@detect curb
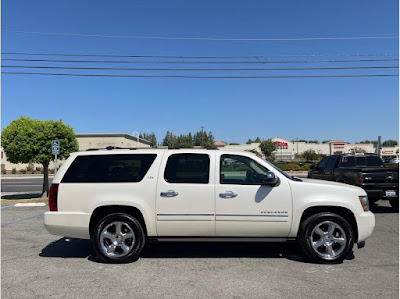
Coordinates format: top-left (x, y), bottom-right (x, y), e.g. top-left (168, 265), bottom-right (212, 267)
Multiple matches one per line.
top-left (14, 203), bottom-right (46, 207)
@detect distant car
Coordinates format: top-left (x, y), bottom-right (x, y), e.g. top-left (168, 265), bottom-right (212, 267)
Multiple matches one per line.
top-left (389, 157), bottom-right (399, 164)
top-left (308, 153), bottom-right (399, 209)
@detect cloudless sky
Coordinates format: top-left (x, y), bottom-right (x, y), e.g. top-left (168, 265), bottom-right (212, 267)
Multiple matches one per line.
top-left (1, 0), bottom-right (399, 143)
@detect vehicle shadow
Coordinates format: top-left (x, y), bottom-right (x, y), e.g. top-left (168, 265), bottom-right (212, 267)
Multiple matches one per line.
top-left (1, 193), bottom-right (42, 200)
top-left (370, 200), bottom-right (399, 214)
top-left (39, 238), bottom-right (353, 264)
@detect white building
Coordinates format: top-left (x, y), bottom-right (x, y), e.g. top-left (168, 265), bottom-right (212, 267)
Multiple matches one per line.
top-left (222, 137), bottom-right (399, 161)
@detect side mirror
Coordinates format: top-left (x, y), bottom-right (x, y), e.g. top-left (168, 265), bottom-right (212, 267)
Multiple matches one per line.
top-left (264, 171), bottom-right (279, 186)
top-left (309, 164), bottom-right (315, 170)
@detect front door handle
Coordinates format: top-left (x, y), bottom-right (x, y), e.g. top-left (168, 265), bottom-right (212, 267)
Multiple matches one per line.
top-left (160, 190), bottom-right (179, 197)
top-left (219, 191), bottom-right (237, 198)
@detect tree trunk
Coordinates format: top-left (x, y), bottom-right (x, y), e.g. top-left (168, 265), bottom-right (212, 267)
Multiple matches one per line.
top-left (41, 163), bottom-right (49, 198)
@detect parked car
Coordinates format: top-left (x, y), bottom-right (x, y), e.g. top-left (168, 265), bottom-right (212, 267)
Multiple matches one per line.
top-left (389, 157), bottom-right (399, 164)
top-left (45, 148), bottom-right (375, 264)
top-left (308, 153), bottom-right (399, 209)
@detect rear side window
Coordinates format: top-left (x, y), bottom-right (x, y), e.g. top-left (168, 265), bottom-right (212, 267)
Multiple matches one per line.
top-left (366, 156), bottom-right (383, 167)
top-left (62, 154), bottom-right (157, 183)
top-left (164, 154), bottom-right (210, 184)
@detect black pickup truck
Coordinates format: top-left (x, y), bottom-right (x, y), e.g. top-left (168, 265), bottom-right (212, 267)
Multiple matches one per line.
top-left (308, 153), bottom-right (399, 209)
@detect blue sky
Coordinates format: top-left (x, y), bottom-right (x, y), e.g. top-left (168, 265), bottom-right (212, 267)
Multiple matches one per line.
top-left (2, 0), bottom-right (399, 144)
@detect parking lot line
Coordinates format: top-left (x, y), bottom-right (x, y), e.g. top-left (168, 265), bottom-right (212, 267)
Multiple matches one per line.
top-left (1, 213), bottom-right (44, 228)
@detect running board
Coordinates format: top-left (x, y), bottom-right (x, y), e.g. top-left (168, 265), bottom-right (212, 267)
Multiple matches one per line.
top-left (149, 237), bottom-right (295, 243)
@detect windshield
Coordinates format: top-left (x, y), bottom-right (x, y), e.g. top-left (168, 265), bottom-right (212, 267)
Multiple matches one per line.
top-left (264, 160), bottom-right (302, 181)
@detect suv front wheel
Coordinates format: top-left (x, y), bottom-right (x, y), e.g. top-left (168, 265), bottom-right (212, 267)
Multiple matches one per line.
top-left (298, 212), bottom-right (354, 264)
top-left (92, 213), bottom-right (145, 263)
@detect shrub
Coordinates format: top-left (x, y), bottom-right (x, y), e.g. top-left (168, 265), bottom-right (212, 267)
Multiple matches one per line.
top-left (385, 163), bottom-right (399, 168)
top-left (2, 169), bottom-right (6, 174)
top-left (26, 166), bottom-right (33, 172)
top-left (36, 166), bottom-right (43, 172)
top-left (20, 169), bottom-right (27, 174)
top-left (49, 168), bottom-right (55, 174)
top-left (11, 168), bottom-right (16, 174)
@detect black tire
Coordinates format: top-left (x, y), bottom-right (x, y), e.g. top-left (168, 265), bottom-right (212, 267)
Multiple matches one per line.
top-left (298, 212), bottom-right (354, 264)
top-left (389, 198), bottom-right (399, 211)
top-left (92, 213), bottom-right (145, 263)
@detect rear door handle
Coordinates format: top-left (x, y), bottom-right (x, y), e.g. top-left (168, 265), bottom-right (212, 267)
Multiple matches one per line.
top-left (219, 191), bottom-right (237, 198)
top-left (160, 190), bottom-right (179, 197)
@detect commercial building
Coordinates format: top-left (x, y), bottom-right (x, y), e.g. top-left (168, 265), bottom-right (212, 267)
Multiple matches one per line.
top-left (221, 137), bottom-right (399, 161)
top-left (1, 133), bottom-right (151, 172)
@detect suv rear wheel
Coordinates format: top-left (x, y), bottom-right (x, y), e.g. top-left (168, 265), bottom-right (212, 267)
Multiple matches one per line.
top-left (298, 212), bottom-right (354, 264)
top-left (92, 213), bottom-right (145, 263)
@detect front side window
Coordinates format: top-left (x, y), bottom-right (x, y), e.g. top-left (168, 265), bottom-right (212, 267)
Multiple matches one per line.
top-left (62, 154), bottom-right (157, 183)
top-left (220, 155), bottom-right (269, 185)
top-left (164, 154), bottom-right (210, 184)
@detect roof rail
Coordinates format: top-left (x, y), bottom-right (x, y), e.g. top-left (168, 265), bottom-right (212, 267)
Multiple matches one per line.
top-left (85, 146), bottom-right (219, 151)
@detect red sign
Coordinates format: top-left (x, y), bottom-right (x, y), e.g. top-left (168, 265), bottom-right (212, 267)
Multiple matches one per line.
top-left (275, 141), bottom-right (288, 147)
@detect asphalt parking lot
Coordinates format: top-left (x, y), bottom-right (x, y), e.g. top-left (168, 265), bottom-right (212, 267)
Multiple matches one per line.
top-left (1, 201), bottom-right (398, 299)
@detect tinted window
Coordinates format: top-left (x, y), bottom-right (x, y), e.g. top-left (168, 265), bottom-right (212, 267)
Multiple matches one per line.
top-left (325, 156), bottom-right (338, 172)
top-left (220, 155), bottom-right (269, 185)
top-left (339, 156), bottom-right (355, 167)
top-left (317, 156), bottom-right (330, 170)
top-left (366, 156), bottom-right (384, 167)
top-left (355, 156), bottom-right (367, 166)
top-left (164, 154), bottom-right (210, 184)
top-left (62, 154), bottom-right (156, 183)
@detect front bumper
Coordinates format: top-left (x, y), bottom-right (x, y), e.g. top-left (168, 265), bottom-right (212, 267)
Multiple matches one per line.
top-left (357, 211), bottom-right (375, 242)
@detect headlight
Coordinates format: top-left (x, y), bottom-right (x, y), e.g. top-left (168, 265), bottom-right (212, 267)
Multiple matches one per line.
top-left (359, 195), bottom-right (369, 212)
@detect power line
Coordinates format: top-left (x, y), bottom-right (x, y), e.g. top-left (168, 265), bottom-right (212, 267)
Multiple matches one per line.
top-left (2, 58), bottom-right (398, 64)
top-left (3, 71), bottom-right (398, 79)
top-left (2, 65), bottom-right (398, 71)
top-left (1, 52), bottom-right (397, 59)
top-left (2, 30), bottom-right (398, 41)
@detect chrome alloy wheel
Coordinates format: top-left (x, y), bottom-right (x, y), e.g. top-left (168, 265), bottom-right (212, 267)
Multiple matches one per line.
top-left (310, 221), bottom-right (347, 260)
top-left (100, 221), bottom-right (135, 258)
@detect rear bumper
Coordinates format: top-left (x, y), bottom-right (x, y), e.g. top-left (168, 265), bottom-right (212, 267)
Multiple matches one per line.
top-left (357, 211), bottom-right (375, 242)
top-left (44, 212), bottom-right (91, 239)
top-left (361, 184), bottom-right (399, 199)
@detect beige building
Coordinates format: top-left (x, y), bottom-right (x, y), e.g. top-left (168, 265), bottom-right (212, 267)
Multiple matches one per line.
top-left (1, 133), bottom-right (151, 172)
top-left (223, 137), bottom-right (399, 161)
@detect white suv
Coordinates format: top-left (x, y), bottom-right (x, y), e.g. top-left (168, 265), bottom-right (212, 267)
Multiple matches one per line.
top-left (44, 148), bottom-right (375, 264)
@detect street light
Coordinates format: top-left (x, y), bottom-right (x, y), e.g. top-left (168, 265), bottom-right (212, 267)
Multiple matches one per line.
top-left (132, 132), bottom-right (139, 148)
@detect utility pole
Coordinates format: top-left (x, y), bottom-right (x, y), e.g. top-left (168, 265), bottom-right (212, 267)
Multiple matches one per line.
top-left (296, 137), bottom-right (299, 154)
top-left (377, 136), bottom-right (382, 157)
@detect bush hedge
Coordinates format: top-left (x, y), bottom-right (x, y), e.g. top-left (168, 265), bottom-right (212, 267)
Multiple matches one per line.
top-left (273, 162), bottom-right (312, 171)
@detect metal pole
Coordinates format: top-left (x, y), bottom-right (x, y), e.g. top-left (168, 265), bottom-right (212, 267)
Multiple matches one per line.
top-left (54, 154), bottom-right (58, 175)
top-left (377, 136), bottom-right (381, 157)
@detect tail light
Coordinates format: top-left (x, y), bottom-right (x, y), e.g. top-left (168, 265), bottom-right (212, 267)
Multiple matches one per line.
top-left (49, 184), bottom-right (59, 211)
top-left (357, 172), bottom-right (363, 184)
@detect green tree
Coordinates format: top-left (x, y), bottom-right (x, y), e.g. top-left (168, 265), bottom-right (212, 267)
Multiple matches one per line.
top-left (1, 116), bottom-right (79, 196)
top-left (246, 149), bottom-right (263, 157)
top-left (349, 147), bottom-right (367, 154)
top-left (259, 139), bottom-right (277, 160)
top-left (140, 132), bottom-right (157, 147)
top-left (246, 137), bottom-right (261, 144)
top-left (301, 149), bottom-right (319, 162)
top-left (383, 140), bottom-right (398, 147)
